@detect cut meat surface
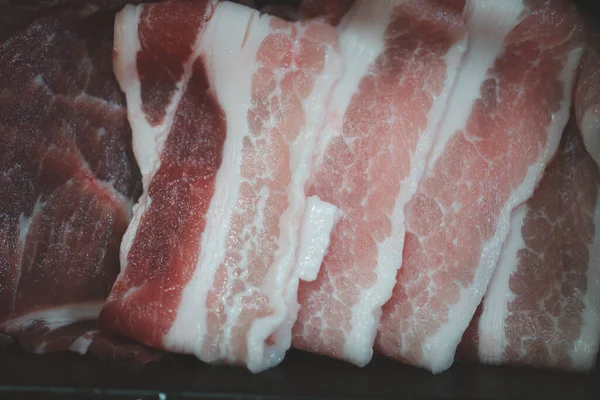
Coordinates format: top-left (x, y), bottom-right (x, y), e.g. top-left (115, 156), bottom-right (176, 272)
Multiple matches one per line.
top-left (100, 0), bottom-right (342, 372)
top-left (8, 320), bottom-right (163, 367)
top-left (292, 0), bottom-right (467, 365)
top-left (0, 5), bottom-right (140, 353)
top-left (575, 30), bottom-right (600, 165)
top-left (376, 0), bottom-right (585, 373)
top-left (470, 117), bottom-right (600, 371)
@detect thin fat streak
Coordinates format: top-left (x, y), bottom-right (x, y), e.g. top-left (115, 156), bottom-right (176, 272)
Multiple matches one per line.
top-left (477, 205), bottom-right (526, 363)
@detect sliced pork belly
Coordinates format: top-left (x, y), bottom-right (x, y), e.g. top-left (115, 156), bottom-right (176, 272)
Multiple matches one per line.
top-left (575, 31), bottom-right (600, 165)
top-left (100, 0), bottom-right (342, 372)
top-left (468, 117), bottom-right (600, 372)
top-left (292, 0), bottom-right (467, 366)
top-left (0, 6), bottom-right (140, 353)
top-left (376, 0), bottom-right (585, 373)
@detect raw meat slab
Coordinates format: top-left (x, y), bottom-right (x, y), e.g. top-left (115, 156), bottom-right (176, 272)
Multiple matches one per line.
top-left (100, 0), bottom-right (342, 373)
top-left (0, 5), bottom-right (140, 351)
top-left (292, 0), bottom-right (467, 366)
top-left (473, 117), bottom-right (600, 371)
top-left (376, 0), bottom-right (585, 373)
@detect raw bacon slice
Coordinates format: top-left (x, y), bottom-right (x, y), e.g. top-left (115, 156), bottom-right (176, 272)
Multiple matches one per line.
top-left (376, 0), bottom-right (585, 373)
top-left (100, 0), bottom-right (342, 372)
top-left (575, 31), bottom-right (600, 165)
top-left (470, 117), bottom-right (600, 372)
top-left (292, 0), bottom-right (467, 366)
top-left (0, 6), bottom-right (139, 351)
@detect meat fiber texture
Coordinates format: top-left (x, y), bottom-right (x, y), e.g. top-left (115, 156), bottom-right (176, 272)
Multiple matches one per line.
top-left (100, 0), bottom-right (342, 373)
top-left (467, 116), bottom-right (600, 372)
top-left (376, 0), bottom-right (585, 373)
top-left (0, 5), bottom-right (140, 355)
top-left (292, 0), bottom-right (467, 366)
top-left (575, 30), bottom-right (600, 166)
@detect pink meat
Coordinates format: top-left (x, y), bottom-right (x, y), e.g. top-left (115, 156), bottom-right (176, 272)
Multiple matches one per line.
top-left (100, 0), bottom-right (342, 372)
top-left (469, 117), bottom-right (600, 371)
top-left (0, 5), bottom-right (139, 353)
top-left (575, 30), bottom-right (600, 165)
top-left (376, 0), bottom-right (585, 373)
top-left (292, 0), bottom-right (467, 366)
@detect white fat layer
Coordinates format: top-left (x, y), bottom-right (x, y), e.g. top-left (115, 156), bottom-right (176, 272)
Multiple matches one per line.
top-left (477, 204), bottom-right (526, 364)
top-left (573, 183), bottom-right (600, 371)
top-left (312, 0), bottom-right (392, 168)
top-left (424, 0), bottom-right (519, 173)
top-left (581, 108), bottom-right (600, 166)
top-left (295, 196), bottom-right (342, 282)
top-left (164, 1), bottom-right (254, 364)
top-left (417, 0), bottom-right (524, 373)
top-left (0, 302), bottom-right (103, 332)
top-left (212, 5), bottom-right (286, 372)
top-left (118, 192), bottom-right (150, 274)
top-left (68, 331), bottom-right (98, 355)
top-left (422, 2), bottom-right (584, 373)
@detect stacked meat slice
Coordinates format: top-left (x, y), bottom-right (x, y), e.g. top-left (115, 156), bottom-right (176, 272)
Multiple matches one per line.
top-left (99, 0), bottom-right (595, 373)
top-left (100, 0), bottom-right (342, 372)
top-left (459, 29), bottom-right (600, 372)
top-left (467, 117), bottom-right (600, 371)
top-left (292, 0), bottom-right (467, 366)
top-left (2, 0), bottom-right (599, 375)
top-left (377, 0), bottom-right (585, 372)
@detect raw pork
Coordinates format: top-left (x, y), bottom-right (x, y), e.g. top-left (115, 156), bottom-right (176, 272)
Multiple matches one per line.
top-left (470, 117), bottom-right (600, 371)
top-left (8, 320), bottom-right (162, 367)
top-left (100, 0), bottom-right (341, 372)
top-left (575, 31), bottom-right (600, 165)
top-left (0, 6), bottom-right (140, 353)
top-left (292, 0), bottom-right (467, 366)
top-left (376, 0), bottom-right (585, 373)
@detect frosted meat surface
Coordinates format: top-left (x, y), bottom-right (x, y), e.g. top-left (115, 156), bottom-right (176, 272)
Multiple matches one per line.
top-left (376, 0), bottom-right (585, 373)
top-left (474, 117), bottom-right (600, 371)
top-left (100, 0), bottom-right (342, 373)
top-left (0, 6), bottom-right (139, 355)
top-left (293, 0), bottom-right (467, 366)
